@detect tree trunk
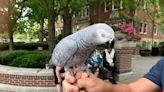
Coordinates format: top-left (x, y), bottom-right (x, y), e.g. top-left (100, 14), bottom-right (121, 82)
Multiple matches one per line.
top-left (8, 19), bottom-right (14, 51)
top-left (62, 8), bottom-right (72, 37)
top-left (8, 26), bottom-right (14, 51)
top-left (39, 17), bottom-right (44, 42)
top-left (47, 1), bottom-right (55, 60)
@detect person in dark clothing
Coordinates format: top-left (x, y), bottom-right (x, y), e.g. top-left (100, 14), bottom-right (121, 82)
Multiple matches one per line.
top-left (53, 66), bottom-right (65, 92)
top-left (103, 40), bottom-right (117, 84)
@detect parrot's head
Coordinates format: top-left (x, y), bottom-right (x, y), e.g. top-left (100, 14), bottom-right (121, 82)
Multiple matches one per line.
top-left (94, 23), bottom-right (115, 45)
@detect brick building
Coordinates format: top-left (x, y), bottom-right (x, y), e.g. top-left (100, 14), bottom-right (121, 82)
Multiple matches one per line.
top-left (73, 0), bottom-right (164, 75)
top-left (74, 0), bottom-right (164, 49)
top-left (136, 1), bottom-right (164, 49)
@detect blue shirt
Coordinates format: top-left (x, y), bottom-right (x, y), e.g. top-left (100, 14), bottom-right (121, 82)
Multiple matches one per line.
top-left (144, 58), bottom-right (164, 91)
top-left (86, 50), bottom-right (103, 73)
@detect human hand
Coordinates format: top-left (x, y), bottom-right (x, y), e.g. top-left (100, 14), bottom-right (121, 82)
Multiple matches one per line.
top-left (63, 71), bottom-right (111, 92)
top-left (76, 73), bottom-right (111, 92)
top-left (62, 72), bottom-right (79, 92)
top-left (62, 71), bottom-right (88, 92)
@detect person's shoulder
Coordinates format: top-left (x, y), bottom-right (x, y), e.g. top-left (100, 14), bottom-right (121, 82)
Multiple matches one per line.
top-left (157, 58), bottom-right (164, 63)
top-left (155, 58), bottom-right (164, 67)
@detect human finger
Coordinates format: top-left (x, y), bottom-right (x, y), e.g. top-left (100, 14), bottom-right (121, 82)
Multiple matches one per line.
top-left (65, 72), bottom-right (76, 83)
top-left (62, 80), bottom-right (79, 92)
top-left (76, 73), bottom-right (96, 89)
top-left (79, 90), bottom-right (86, 92)
top-left (75, 71), bottom-right (83, 80)
top-left (81, 72), bottom-right (89, 79)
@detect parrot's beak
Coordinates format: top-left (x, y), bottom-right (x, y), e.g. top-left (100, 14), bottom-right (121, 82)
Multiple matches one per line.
top-left (109, 40), bottom-right (115, 48)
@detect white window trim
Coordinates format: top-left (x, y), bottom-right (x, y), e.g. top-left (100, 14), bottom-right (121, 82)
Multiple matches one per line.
top-left (120, 0), bottom-right (123, 9)
top-left (143, 22), bottom-right (147, 34)
top-left (143, 0), bottom-right (147, 9)
top-left (154, 25), bottom-right (158, 36)
top-left (78, 6), bottom-right (89, 18)
top-left (140, 22), bottom-right (143, 34)
top-left (140, 22), bottom-right (147, 34)
top-left (104, 1), bottom-right (109, 12)
top-left (112, 0), bottom-right (118, 11)
top-left (112, 0), bottom-right (123, 11)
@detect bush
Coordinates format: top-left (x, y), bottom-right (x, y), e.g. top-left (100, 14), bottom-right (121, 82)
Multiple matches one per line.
top-left (0, 51), bottom-right (9, 64)
top-left (159, 42), bottom-right (164, 56)
top-left (0, 50), bottom-right (48, 68)
top-left (0, 43), bottom-right (9, 50)
top-left (9, 53), bottom-right (47, 68)
top-left (14, 42), bottom-right (48, 50)
top-left (2, 51), bottom-right (34, 65)
top-left (0, 42), bottom-right (48, 51)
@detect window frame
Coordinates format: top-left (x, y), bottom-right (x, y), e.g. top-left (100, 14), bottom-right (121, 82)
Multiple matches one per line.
top-left (140, 22), bottom-right (147, 34)
top-left (104, 1), bottom-right (110, 12)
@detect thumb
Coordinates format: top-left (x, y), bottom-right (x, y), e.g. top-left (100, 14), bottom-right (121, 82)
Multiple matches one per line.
top-left (65, 72), bottom-right (76, 83)
top-left (76, 73), bottom-right (96, 89)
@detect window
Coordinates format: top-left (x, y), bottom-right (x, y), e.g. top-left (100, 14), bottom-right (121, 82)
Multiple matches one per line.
top-left (112, 0), bottom-right (118, 11)
top-left (120, 0), bottom-right (123, 9)
top-left (143, 0), bottom-right (147, 9)
top-left (78, 6), bottom-right (89, 18)
top-left (104, 1), bottom-right (110, 12)
top-left (154, 25), bottom-right (158, 35)
top-left (112, 0), bottom-right (123, 11)
top-left (140, 0), bottom-right (147, 9)
top-left (140, 22), bottom-right (147, 34)
top-left (141, 0), bottom-right (147, 9)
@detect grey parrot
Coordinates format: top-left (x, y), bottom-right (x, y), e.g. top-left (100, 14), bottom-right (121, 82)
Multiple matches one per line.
top-left (49, 23), bottom-right (115, 84)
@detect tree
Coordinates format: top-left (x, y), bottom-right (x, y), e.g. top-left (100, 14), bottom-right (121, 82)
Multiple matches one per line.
top-left (158, 0), bottom-right (164, 33)
top-left (1, 0), bottom-right (27, 51)
top-left (141, 0), bottom-right (162, 47)
top-left (41, 0), bottom-right (56, 59)
top-left (56, 0), bottom-right (88, 37)
top-left (25, 0), bottom-right (47, 42)
top-left (89, 0), bottom-right (105, 23)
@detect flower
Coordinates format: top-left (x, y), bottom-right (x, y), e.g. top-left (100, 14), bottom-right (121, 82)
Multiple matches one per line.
top-left (118, 22), bottom-right (141, 41)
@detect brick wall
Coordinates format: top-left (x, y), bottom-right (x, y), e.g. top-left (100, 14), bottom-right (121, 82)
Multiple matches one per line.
top-left (134, 44), bottom-right (141, 55)
top-left (115, 48), bottom-right (133, 73)
top-left (0, 65), bottom-right (56, 87)
top-left (0, 74), bottom-right (55, 87)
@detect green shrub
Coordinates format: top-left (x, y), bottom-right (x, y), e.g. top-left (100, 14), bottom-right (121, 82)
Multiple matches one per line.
top-left (2, 51), bottom-right (34, 65)
top-left (159, 42), bottom-right (164, 56)
top-left (0, 43), bottom-right (9, 50)
top-left (0, 42), bottom-right (48, 51)
top-left (14, 42), bottom-right (48, 50)
top-left (0, 51), bottom-right (12, 64)
top-left (0, 50), bottom-right (48, 68)
top-left (9, 53), bottom-right (47, 68)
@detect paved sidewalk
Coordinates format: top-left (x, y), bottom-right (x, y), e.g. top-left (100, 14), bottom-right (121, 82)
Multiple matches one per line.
top-left (0, 91), bottom-right (13, 92)
top-left (118, 56), bottom-right (163, 83)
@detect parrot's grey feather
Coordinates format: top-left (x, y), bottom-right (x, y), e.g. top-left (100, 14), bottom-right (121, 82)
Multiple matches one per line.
top-left (50, 38), bottom-right (78, 67)
top-left (49, 23), bottom-right (115, 72)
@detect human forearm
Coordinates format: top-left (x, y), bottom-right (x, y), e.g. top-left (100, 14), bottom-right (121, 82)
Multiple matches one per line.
top-left (111, 84), bottom-right (131, 92)
top-left (99, 82), bottom-right (131, 92)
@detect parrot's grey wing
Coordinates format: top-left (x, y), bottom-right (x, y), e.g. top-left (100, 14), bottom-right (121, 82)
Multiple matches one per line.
top-left (49, 38), bottom-right (78, 67)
